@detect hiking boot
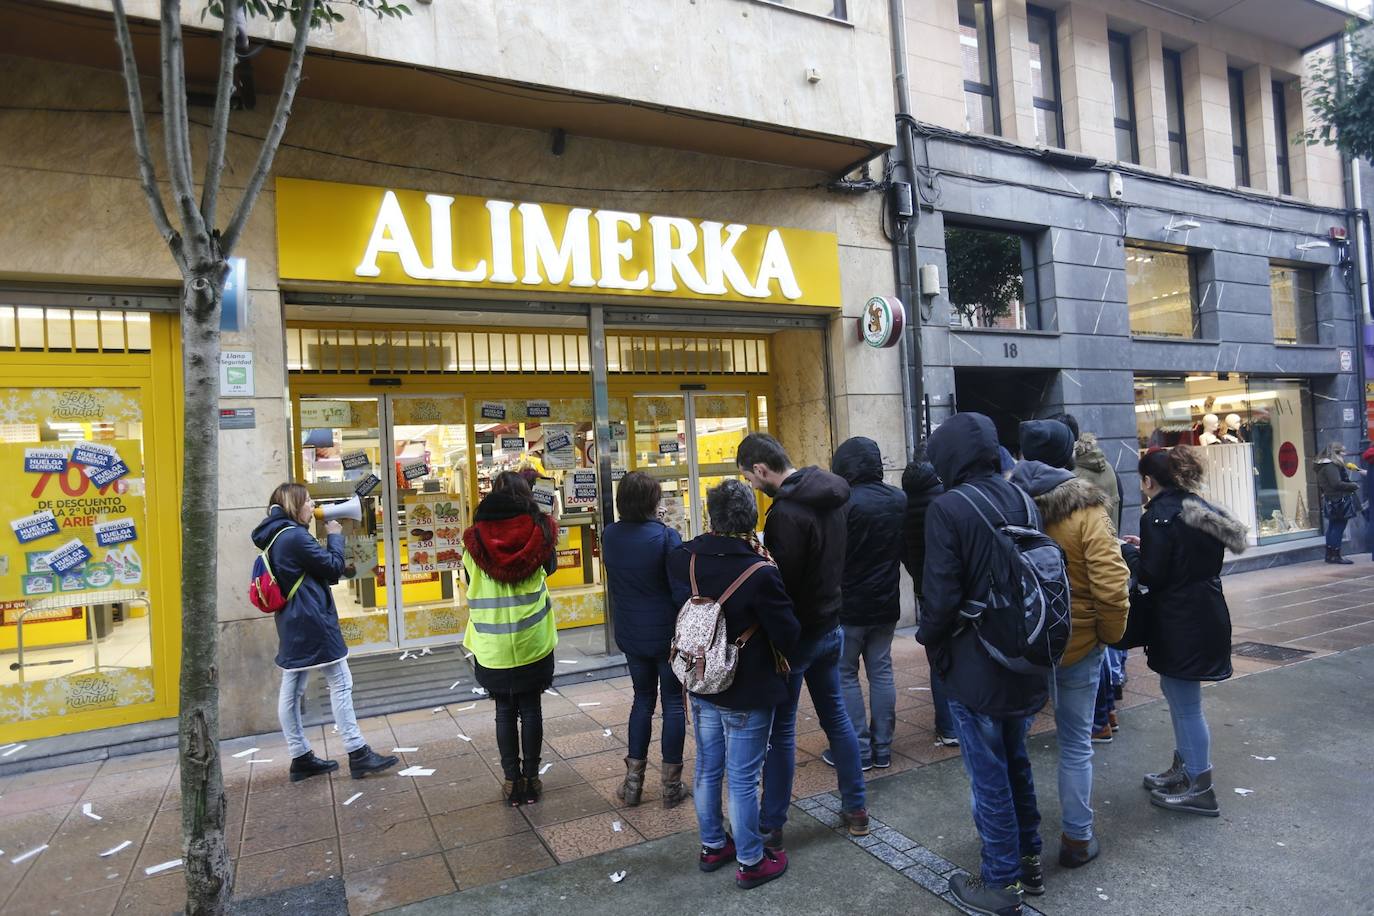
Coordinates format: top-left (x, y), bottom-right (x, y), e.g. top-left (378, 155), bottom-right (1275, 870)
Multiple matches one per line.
top-left (289, 751), bottom-right (338, 782)
top-left (699, 835), bottom-right (736, 872)
top-left (1142, 750), bottom-right (1188, 792)
top-left (661, 762), bottom-right (691, 809)
top-left (736, 848), bottom-right (787, 889)
top-left (820, 748), bottom-right (873, 771)
top-left (762, 827), bottom-right (784, 852)
top-left (1059, 833), bottom-right (1100, 868)
top-left (935, 732), bottom-right (960, 747)
top-left (502, 777), bottom-right (523, 807)
top-left (615, 757), bottom-right (646, 807)
top-left (948, 872), bottom-right (1023, 916)
top-left (1150, 768), bottom-right (1220, 817)
top-left (1091, 725), bottom-right (1113, 744)
top-left (1108, 710), bottom-right (1120, 732)
top-left (522, 776), bottom-right (543, 805)
top-left (840, 808), bottom-right (870, 837)
top-left (1019, 854), bottom-right (1044, 896)
top-left (348, 745), bottom-right (399, 779)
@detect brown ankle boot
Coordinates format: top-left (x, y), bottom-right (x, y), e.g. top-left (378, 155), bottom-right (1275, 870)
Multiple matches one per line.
top-left (661, 762), bottom-right (690, 809)
top-left (502, 777), bottom-right (524, 807)
top-left (615, 757), bottom-right (646, 806)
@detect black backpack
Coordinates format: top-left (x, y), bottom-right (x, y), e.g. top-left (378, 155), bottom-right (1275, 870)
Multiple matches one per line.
top-left (951, 484), bottom-right (1071, 675)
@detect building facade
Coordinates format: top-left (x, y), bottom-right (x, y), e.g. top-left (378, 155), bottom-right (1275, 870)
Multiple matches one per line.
top-left (901, 0), bottom-right (1369, 551)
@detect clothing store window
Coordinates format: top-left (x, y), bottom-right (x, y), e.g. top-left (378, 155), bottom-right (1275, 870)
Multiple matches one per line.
top-left (1134, 375), bottom-right (1317, 544)
top-left (959, 0), bottom-right (999, 135)
top-left (1270, 264), bottom-right (1318, 345)
top-left (945, 225), bottom-right (1042, 330)
top-left (1126, 244), bottom-right (1198, 338)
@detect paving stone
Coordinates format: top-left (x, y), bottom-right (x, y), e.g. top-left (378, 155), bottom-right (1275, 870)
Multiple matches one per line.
top-left (442, 833), bottom-right (555, 889)
top-left (344, 851), bottom-right (456, 916)
top-left (902, 863), bottom-right (949, 894)
top-left (340, 816), bottom-right (441, 874)
top-left (537, 811), bottom-right (643, 863)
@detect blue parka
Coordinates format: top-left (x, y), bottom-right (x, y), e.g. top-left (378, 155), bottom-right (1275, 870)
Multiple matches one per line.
top-left (251, 506), bottom-right (349, 671)
top-left (602, 519), bottom-right (682, 658)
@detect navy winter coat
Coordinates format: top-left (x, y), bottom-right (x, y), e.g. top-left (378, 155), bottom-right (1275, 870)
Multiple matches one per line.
top-left (252, 507), bottom-right (349, 671)
top-left (916, 413), bottom-right (1049, 719)
top-left (900, 460), bottom-right (944, 598)
top-left (668, 535), bottom-right (800, 710)
top-left (764, 466), bottom-right (850, 640)
top-left (602, 520), bottom-right (683, 658)
top-left (832, 437), bottom-right (907, 627)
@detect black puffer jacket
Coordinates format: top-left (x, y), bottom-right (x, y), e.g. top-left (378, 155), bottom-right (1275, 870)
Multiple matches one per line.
top-left (763, 466), bottom-right (851, 640)
top-left (1139, 488), bottom-right (1247, 681)
top-left (901, 460), bottom-right (943, 598)
top-left (832, 437), bottom-right (907, 627)
top-left (916, 413), bottom-right (1048, 719)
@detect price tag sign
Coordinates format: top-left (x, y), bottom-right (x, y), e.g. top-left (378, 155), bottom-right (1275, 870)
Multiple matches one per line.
top-left (23, 448), bottom-right (67, 473)
top-left (341, 450), bottom-right (370, 471)
top-left (354, 473), bottom-right (381, 498)
top-left (93, 518), bottom-right (138, 547)
top-left (45, 538), bottom-right (93, 575)
top-left (11, 511), bottom-right (60, 544)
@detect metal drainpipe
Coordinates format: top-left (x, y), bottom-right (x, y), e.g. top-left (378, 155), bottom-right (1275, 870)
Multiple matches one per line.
top-left (888, 0), bottom-right (924, 458)
top-left (1338, 34), bottom-right (1371, 446)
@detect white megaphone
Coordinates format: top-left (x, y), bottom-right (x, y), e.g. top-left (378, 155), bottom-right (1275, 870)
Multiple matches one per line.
top-left (314, 495), bottom-right (363, 523)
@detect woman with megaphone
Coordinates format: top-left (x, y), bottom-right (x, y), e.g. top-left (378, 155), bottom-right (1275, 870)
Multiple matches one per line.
top-left (252, 483), bottom-right (399, 781)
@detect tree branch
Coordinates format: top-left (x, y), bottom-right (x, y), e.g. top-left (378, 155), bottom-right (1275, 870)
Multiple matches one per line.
top-left (110, 0), bottom-right (179, 252)
top-left (221, 0), bottom-right (317, 254)
top-left (201, 0), bottom-right (239, 229)
top-left (160, 0), bottom-right (205, 241)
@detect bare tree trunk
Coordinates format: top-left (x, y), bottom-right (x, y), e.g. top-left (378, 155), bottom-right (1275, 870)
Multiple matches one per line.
top-left (177, 251), bottom-right (231, 916)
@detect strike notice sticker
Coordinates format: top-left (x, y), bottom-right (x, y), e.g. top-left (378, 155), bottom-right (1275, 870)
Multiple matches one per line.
top-left (93, 518), bottom-right (138, 547)
top-left (10, 511), bottom-right (60, 544)
top-left (479, 401), bottom-right (507, 420)
top-left (341, 450), bottom-right (370, 471)
top-left (70, 441), bottom-right (117, 469)
top-left (354, 473), bottom-right (381, 498)
top-left (402, 461), bottom-right (429, 482)
top-left (85, 461), bottom-right (130, 487)
top-left (45, 538), bottom-right (93, 575)
top-left (23, 448), bottom-right (67, 473)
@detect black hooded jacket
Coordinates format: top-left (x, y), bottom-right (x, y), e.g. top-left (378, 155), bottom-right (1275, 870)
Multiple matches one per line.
top-left (916, 413), bottom-right (1049, 719)
top-left (901, 460), bottom-right (944, 598)
top-left (764, 465), bottom-right (851, 640)
top-left (832, 437), bottom-right (907, 627)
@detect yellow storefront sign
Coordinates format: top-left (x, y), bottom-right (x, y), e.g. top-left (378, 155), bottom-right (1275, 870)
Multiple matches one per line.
top-left (275, 178), bottom-right (842, 307)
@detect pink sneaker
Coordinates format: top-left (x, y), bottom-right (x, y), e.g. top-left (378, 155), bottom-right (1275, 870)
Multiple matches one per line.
top-left (736, 848), bottom-right (788, 889)
top-left (699, 835), bottom-right (736, 872)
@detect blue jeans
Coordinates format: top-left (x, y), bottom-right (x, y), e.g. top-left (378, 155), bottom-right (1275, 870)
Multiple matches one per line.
top-left (1050, 647), bottom-right (1102, 840)
top-left (1106, 648), bottom-right (1127, 686)
top-left (1326, 515), bottom-right (1349, 550)
top-left (1159, 675), bottom-right (1211, 779)
top-left (625, 653), bottom-right (686, 764)
top-left (947, 700), bottom-right (1041, 886)
top-left (839, 622), bottom-right (896, 763)
top-left (930, 670), bottom-right (956, 736)
top-left (691, 698), bottom-right (773, 867)
top-left (760, 626), bottom-right (867, 830)
top-left (279, 660), bottom-right (364, 758)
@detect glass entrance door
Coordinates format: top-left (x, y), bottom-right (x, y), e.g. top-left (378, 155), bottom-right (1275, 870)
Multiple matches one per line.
top-left (628, 392), bottom-right (752, 538)
top-left (296, 394), bottom-right (470, 653)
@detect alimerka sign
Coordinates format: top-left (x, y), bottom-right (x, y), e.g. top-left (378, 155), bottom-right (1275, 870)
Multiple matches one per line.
top-left (274, 178), bottom-right (841, 307)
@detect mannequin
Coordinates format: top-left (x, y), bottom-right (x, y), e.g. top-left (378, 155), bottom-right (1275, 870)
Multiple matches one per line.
top-left (1199, 413), bottom-right (1221, 446)
top-left (1222, 413), bottom-right (1242, 443)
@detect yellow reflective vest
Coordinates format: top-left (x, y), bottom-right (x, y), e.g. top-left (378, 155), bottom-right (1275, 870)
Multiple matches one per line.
top-left (462, 551), bottom-right (557, 668)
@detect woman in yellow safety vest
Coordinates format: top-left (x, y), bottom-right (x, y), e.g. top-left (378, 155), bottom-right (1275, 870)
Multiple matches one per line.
top-left (461, 470), bottom-right (559, 806)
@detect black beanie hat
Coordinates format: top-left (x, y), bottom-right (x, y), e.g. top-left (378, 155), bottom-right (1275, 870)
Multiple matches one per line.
top-left (1019, 419), bottom-right (1074, 470)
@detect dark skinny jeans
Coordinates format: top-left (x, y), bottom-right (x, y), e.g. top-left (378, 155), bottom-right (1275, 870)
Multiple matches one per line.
top-left (625, 653), bottom-right (686, 764)
top-left (494, 690), bottom-right (543, 780)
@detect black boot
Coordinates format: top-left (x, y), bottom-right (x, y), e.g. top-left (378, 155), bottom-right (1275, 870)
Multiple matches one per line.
top-left (523, 760), bottom-right (543, 805)
top-left (1326, 546), bottom-right (1353, 565)
top-left (1143, 750), bottom-right (1188, 792)
top-left (348, 745), bottom-right (399, 779)
top-left (289, 751), bottom-right (338, 782)
top-left (1150, 767), bottom-right (1220, 817)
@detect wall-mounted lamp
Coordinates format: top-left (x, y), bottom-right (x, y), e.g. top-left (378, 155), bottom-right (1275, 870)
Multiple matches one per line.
top-left (1296, 240), bottom-right (1330, 251)
top-left (1164, 218), bottom-right (1200, 232)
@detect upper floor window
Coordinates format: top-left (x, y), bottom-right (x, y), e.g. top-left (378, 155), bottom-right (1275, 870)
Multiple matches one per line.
top-left (1109, 32), bottom-right (1139, 164)
top-left (1027, 6), bottom-right (1063, 148)
top-left (1163, 49), bottom-right (1188, 174)
top-left (1270, 264), bottom-right (1317, 344)
top-left (1273, 81), bottom-right (1292, 196)
top-left (1127, 244), bottom-right (1199, 338)
top-left (1229, 67), bottom-right (1250, 187)
top-left (959, 0), bottom-right (999, 135)
top-left (945, 225), bottom-right (1043, 331)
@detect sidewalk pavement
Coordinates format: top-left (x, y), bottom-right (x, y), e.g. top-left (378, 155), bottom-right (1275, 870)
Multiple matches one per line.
top-left (0, 560), bottom-right (1369, 915)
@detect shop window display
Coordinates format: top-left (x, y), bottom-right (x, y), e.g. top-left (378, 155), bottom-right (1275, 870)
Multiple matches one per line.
top-left (1127, 246), bottom-right (1198, 338)
top-left (1135, 376), bottom-right (1317, 543)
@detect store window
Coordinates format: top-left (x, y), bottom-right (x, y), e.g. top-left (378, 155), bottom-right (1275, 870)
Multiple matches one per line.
top-left (1109, 32), bottom-right (1139, 164)
top-left (1229, 67), bottom-right (1250, 187)
top-left (1273, 80), bottom-right (1292, 196)
top-left (1270, 264), bottom-right (1318, 345)
top-left (1163, 49), bottom-right (1188, 174)
top-left (1027, 5), bottom-right (1063, 148)
top-left (1135, 375), bottom-right (1317, 544)
top-left (945, 225), bottom-right (1042, 330)
top-left (1126, 244), bottom-right (1198, 338)
top-left (959, 0), bottom-right (999, 135)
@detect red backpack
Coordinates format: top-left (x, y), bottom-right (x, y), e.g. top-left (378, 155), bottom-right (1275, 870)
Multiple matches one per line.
top-left (249, 528), bottom-right (305, 614)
